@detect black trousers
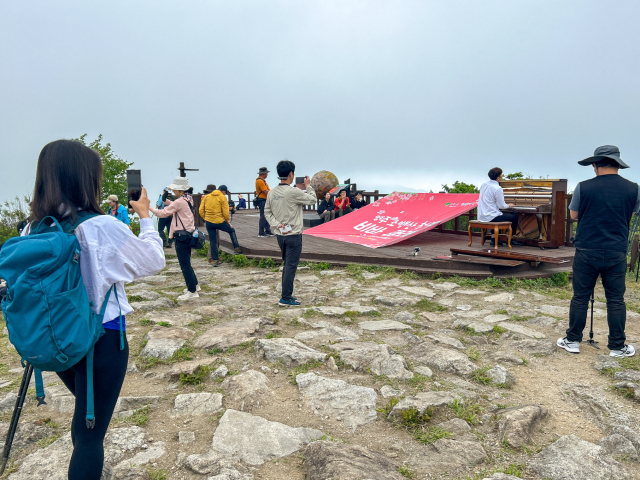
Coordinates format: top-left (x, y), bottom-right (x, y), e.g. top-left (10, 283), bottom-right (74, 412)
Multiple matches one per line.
top-left (277, 234), bottom-right (302, 299)
top-left (566, 249), bottom-right (628, 350)
top-left (175, 237), bottom-right (198, 292)
top-left (56, 329), bottom-right (129, 480)
top-left (205, 221), bottom-right (239, 260)
top-left (256, 198), bottom-right (272, 235)
top-left (158, 216), bottom-right (173, 246)
top-left (489, 214), bottom-right (519, 237)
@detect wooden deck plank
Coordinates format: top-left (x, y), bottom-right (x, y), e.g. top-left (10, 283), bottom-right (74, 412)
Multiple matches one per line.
top-left (210, 211), bottom-right (575, 278)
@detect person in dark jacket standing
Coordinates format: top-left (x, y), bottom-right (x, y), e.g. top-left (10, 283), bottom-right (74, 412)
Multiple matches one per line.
top-left (317, 192), bottom-right (336, 223)
top-left (558, 146), bottom-right (640, 358)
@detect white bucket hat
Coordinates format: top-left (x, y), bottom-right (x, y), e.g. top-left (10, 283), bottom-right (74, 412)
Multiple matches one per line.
top-left (167, 176), bottom-right (191, 191)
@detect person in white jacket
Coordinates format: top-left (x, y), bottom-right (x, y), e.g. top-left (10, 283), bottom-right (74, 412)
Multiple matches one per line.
top-left (25, 139), bottom-right (165, 480)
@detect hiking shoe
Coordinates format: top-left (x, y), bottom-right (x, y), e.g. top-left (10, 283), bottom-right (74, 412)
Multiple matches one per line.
top-left (213, 260), bottom-right (223, 267)
top-left (265, 232), bottom-right (276, 237)
top-left (183, 285), bottom-right (202, 293)
top-left (100, 463), bottom-right (113, 480)
top-left (610, 345), bottom-right (636, 358)
top-left (177, 291), bottom-right (200, 301)
top-left (208, 258), bottom-right (215, 264)
top-left (557, 337), bottom-right (580, 354)
top-left (234, 247), bottom-right (243, 254)
top-left (279, 297), bottom-right (301, 306)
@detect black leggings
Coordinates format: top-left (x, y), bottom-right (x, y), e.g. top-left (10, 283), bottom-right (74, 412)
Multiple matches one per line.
top-left (56, 329), bottom-right (129, 480)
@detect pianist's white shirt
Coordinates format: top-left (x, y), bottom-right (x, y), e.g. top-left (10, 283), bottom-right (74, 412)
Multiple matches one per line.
top-left (477, 180), bottom-right (509, 221)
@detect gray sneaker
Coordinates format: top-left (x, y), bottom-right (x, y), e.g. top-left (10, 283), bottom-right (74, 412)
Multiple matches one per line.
top-left (557, 337), bottom-right (580, 354)
top-left (610, 345), bottom-right (635, 358)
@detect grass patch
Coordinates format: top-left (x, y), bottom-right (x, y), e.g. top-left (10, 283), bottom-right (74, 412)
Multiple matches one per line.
top-left (36, 433), bottom-right (61, 448)
top-left (399, 406), bottom-right (433, 426)
top-left (367, 310), bottom-right (382, 317)
top-left (226, 340), bottom-right (255, 354)
top-left (307, 262), bottom-right (332, 271)
top-left (406, 374), bottom-right (431, 390)
top-left (612, 384), bottom-right (636, 400)
top-left (509, 315), bottom-right (529, 322)
top-left (206, 347), bottom-right (222, 355)
top-left (412, 298), bottom-right (447, 312)
top-left (471, 367), bottom-right (492, 385)
top-left (171, 345), bottom-right (194, 362)
top-left (449, 399), bottom-right (483, 425)
top-left (493, 324), bottom-right (507, 334)
top-left (377, 396), bottom-right (400, 416)
top-left (265, 331), bottom-right (282, 339)
top-left (147, 468), bottom-right (168, 480)
top-left (129, 405), bottom-right (151, 427)
top-left (139, 318), bottom-right (153, 326)
top-left (467, 347), bottom-right (481, 362)
top-left (397, 465), bottom-right (416, 478)
top-left (414, 426), bottom-right (452, 445)
top-left (620, 356), bottom-right (640, 370)
top-left (288, 361), bottom-right (324, 385)
top-left (157, 321), bottom-right (171, 327)
top-left (494, 309), bottom-right (508, 314)
top-left (179, 365), bottom-right (210, 385)
top-left (127, 295), bottom-right (144, 303)
top-left (257, 257), bottom-right (277, 268)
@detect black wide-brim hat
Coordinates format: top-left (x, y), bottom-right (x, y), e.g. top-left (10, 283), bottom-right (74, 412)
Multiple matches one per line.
top-left (578, 145), bottom-right (629, 169)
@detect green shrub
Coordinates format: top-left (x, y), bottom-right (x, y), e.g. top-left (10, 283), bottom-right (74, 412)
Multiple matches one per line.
top-left (258, 257), bottom-right (277, 268)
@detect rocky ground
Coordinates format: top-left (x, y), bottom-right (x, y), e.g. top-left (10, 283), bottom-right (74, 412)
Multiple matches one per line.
top-left (1, 251), bottom-right (640, 480)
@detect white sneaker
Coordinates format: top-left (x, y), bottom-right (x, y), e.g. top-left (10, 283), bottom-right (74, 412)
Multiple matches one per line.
top-left (177, 291), bottom-right (199, 301)
top-left (183, 285), bottom-right (202, 293)
top-left (557, 337), bottom-right (580, 354)
top-left (610, 345), bottom-right (635, 358)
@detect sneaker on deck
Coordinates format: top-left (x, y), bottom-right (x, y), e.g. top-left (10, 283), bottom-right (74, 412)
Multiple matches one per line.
top-left (279, 297), bottom-right (301, 307)
top-left (265, 232), bottom-right (276, 237)
top-left (234, 247), bottom-right (243, 254)
top-left (557, 337), bottom-right (580, 354)
top-left (183, 285), bottom-right (202, 293)
top-left (177, 291), bottom-right (199, 301)
top-left (610, 345), bottom-right (635, 358)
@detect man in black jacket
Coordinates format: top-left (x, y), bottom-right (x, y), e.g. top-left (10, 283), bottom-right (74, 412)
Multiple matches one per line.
top-left (558, 146), bottom-right (640, 358)
top-left (317, 192), bottom-right (336, 223)
top-left (352, 193), bottom-right (369, 210)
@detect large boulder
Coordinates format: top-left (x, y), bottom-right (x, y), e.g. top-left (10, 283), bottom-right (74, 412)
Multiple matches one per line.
top-left (408, 343), bottom-right (476, 376)
top-left (254, 338), bottom-right (326, 367)
top-left (310, 171), bottom-right (339, 198)
top-left (222, 370), bottom-right (274, 411)
top-left (528, 435), bottom-right (626, 480)
top-left (304, 441), bottom-right (403, 480)
top-left (296, 373), bottom-right (377, 429)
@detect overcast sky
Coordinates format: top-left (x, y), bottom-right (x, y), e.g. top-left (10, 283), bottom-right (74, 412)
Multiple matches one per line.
top-left (1, 0), bottom-right (639, 201)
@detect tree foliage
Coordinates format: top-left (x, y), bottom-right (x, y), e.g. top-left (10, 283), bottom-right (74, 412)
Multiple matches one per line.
top-left (441, 181), bottom-right (479, 193)
top-left (504, 172), bottom-right (529, 180)
top-left (0, 196), bottom-right (31, 243)
top-left (75, 134), bottom-right (133, 209)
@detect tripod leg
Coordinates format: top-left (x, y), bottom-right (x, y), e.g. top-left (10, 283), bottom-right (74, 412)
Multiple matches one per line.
top-left (0, 364), bottom-right (33, 475)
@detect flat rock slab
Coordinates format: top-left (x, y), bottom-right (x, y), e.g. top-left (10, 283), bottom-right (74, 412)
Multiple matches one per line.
top-left (255, 338), bottom-right (326, 367)
top-left (126, 290), bottom-right (162, 301)
top-left (194, 318), bottom-right (267, 350)
top-left (312, 306), bottom-right (347, 316)
top-left (408, 343), bottom-right (476, 376)
top-left (597, 434), bottom-right (638, 461)
top-left (482, 314), bottom-right (510, 323)
top-left (43, 385), bottom-right (74, 413)
top-left (296, 275), bottom-right (321, 285)
top-left (296, 373), bottom-right (377, 429)
top-left (528, 435), bottom-right (625, 480)
top-left (416, 439), bottom-right (487, 471)
top-left (8, 427), bottom-right (147, 480)
top-left (426, 334), bottom-right (465, 349)
top-left (209, 409), bottom-right (323, 465)
top-left (594, 355), bottom-right (621, 372)
top-left (390, 391), bottom-right (461, 417)
top-left (420, 312), bottom-right (455, 322)
top-left (527, 316), bottom-right (557, 327)
top-left (486, 365), bottom-right (516, 387)
top-left (144, 311), bottom-right (202, 327)
top-left (374, 296), bottom-right (420, 306)
top-left (499, 322), bottom-right (546, 339)
top-left (329, 342), bottom-right (413, 379)
top-left (295, 325), bottom-right (361, 343)
top-left (510, 339), bottom-right (556, 356)
top-left (140, 326), bottom-right (194, 359)
top-left (455, 289), bottom-right (484, 295)
top-left (454, 319), bottom-right (494, 333)
top-left (536, 304), bottom-right (569, 316)
top-left (172, 393), bottom-right (223, 416)
top-left (129, 298), bottom-right (175, 311)
top-left (133, 275), bottom-right (167, 284)
top-left (192, 305), bottom-right (231, 317)
top-left (429, 282), bottom-right (459, 291)
top-left (489, 351), bottom-right (524, 365)
top-left (114, 396), bottom-right (160, 414)
top-left (358, 320), bottom-right (411, 331)
top-left (614, 370), bottom-right (640, 382)
top-left (168, 358), bottom-right (217, 379)
top-left (222, 370), bottom-right (273, 411)
top-left (483, 293), bottom-right (514, 303)
top-left (398, 286), bottom-right (435, 298)
top-left (498, 405), bottom-right (548, 448)
top-left (452, 309), bottom-right (493, 319)
top-left (114, 442), bottom-right (166, 472)
top-left (304, 441), bottom-right (403, 480)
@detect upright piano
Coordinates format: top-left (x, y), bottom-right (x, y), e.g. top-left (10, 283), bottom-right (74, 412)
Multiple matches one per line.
top-left (498, 179), bottom-right (568, 248)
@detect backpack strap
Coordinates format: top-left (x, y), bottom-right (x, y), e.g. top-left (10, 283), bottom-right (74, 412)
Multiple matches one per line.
top-left (34, 369), bottom-right (46, 406)
top-left (85, 345), bottom-right (96, 428)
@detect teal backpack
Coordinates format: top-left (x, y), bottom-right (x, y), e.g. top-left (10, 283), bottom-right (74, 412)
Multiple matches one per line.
top-left (0, 212), bottom-right (121, 428)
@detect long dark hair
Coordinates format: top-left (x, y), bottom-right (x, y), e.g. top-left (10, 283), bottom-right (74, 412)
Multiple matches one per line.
top-left (30, 140), bottom-right (104, 223)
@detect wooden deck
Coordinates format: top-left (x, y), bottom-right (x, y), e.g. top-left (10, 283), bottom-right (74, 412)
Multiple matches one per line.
top-left (214, 211), bottom-right (575, 279)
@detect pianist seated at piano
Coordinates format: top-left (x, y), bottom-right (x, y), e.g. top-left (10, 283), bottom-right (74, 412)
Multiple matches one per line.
top-left (477, 167), bottom-right (524, 246)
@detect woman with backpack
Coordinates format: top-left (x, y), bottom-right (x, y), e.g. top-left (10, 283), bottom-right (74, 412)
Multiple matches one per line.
top-left (150, 177), bottom-right (199, 300)
top-left (19, 140), bottom-right (165, 480)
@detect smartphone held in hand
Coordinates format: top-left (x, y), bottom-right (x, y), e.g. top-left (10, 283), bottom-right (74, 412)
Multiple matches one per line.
top-left (126, 169), bottom-right (142, 208)
top-left (279, 223), bottom-right (293, 235)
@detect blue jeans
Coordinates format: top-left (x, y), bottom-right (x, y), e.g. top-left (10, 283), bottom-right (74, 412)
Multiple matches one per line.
top-left (567, 249), bottom-right (628, 350)
top-left (205, 221), bottom-right (239, 260)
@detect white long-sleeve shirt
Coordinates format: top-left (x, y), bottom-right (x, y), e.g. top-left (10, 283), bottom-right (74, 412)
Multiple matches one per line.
top-left (477, 180), bottom-right (509, 221)
top-left (24, 215), bottom-right (165, 322)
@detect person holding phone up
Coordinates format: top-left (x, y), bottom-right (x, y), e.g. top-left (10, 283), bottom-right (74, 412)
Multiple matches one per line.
top-left (264, 160), bottom-right (317, 306)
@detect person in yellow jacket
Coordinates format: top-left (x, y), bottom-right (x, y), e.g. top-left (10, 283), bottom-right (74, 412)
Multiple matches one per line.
top-left (199, 185), bottom-right (242, 266)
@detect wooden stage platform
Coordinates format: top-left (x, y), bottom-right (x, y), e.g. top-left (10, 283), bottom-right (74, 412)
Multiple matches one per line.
top-left (214, 211), bottom-right (575, 279)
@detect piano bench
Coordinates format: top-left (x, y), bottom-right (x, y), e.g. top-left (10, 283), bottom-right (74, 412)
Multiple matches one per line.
top-left (468, 221), bottom-right (512, 250)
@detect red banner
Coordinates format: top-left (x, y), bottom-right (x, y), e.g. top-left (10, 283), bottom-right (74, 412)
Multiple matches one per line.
top-left (304, 192), bottom-right (479, 248)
